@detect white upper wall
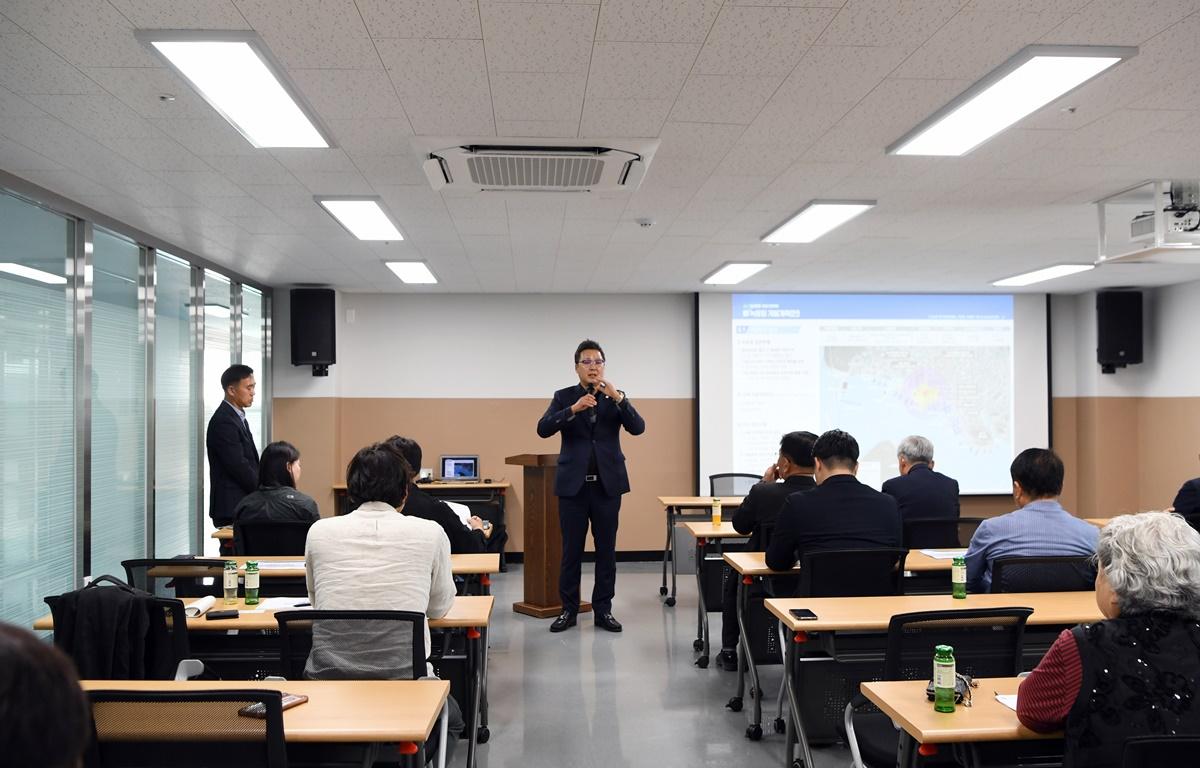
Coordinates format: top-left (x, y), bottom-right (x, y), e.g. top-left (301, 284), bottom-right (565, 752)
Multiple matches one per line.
top-left (1051, 278), bottom-right (1200, 398)
top-left (275, 293), bottom-right (696, 399)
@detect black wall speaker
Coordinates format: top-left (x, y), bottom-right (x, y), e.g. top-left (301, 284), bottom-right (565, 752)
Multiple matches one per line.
top-left (290, 288), bottom-right (336, 375)
top-left (1097, 290), bottom-right (1142, 373)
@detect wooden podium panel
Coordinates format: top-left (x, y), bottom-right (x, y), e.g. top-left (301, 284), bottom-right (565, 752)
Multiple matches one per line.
top-left (506, 453), bottom-right (590, 618)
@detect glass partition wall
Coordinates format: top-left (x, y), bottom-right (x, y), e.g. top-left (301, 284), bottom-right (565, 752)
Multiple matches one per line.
top-left (0, 187), bottom-right (271, 627)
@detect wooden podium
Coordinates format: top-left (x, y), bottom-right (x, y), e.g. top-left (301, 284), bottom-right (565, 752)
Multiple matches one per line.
top-left (506, 453), bottom-right (590, 618)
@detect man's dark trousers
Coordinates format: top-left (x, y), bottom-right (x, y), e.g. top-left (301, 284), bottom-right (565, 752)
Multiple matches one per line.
top-left (558, 480), bottom-right (620, 616)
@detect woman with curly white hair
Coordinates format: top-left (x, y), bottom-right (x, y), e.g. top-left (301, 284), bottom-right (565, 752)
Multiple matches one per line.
top-left (1017, 511), bottom-right (1200, 766)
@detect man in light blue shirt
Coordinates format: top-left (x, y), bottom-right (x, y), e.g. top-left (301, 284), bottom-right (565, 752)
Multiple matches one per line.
top-left (965, 448), bottom-right (1098, 592)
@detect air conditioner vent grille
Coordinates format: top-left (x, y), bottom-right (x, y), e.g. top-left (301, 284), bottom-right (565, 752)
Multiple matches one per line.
top-left (466, 155), bottom-right (605, 189)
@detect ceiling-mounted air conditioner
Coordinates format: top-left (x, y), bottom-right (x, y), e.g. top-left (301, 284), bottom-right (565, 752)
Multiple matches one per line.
top-left (416, 139), bottom-right (657, 193)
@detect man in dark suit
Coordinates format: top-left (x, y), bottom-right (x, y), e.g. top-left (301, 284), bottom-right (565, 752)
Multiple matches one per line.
top-left (766, 429), bottom-right (901, 573)
top-left (206, 365), bottom-right (259, 537)
top-left (714, 430), bottom-right (817, 670)
top-left (882, 435), bottom-right (960, 526)
top-left (537, 339), bottom-right (645, 633)
top-left (1170, 457), bottom-right (1200, 517)
top-left (385, 435), bottom-right (495, 554)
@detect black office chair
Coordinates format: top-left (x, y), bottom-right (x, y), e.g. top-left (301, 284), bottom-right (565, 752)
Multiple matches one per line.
top-left (844, 607), bottom-right (1034, 768)
top-left (234, 519), bottom-right (316, 556)
top-left (990, 555), bottom-right (1097, 593)
top-left (709, 473), bottom-right (761, 496)
top-left (1123, 735), bottom-right (1200, 767)
top-left (797, 548), bottom-right (908, 598)
top-left (87, 689), bottom-right (287, 768)
top-left (122, 558), bottom-right (227, 599)
top-left (274, 609), bottom-right (426, 681)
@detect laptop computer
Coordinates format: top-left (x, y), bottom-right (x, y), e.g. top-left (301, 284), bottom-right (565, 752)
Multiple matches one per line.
top-left (439, 455), bottom-right (480, 482)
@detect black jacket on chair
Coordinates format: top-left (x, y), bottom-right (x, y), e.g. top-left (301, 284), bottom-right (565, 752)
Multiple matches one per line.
top-left (205, 400), bottom-right (259, 526)
top-left (732, 474), bottom-right (816, 551)
top-left (537, 384), bottom-right (645, 497)
top-left (765, 474), bottom-right (901, 571)
top-left (881, 463), bottom-right (960, 522)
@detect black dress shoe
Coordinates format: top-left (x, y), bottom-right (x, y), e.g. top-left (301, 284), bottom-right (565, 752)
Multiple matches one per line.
top-left (549, 611), bottom-right (577, 632)
top-left (716, 649), bottom-right (738, 671)
top-left (595, 613), bottom-right (623, 632)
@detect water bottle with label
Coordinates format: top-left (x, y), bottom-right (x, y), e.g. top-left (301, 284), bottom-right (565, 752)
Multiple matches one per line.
top-left (952, 556), bottom-right (967, 599)
top-left (933, 644), bottom-right (956, 713)
top-left (223, 560), bottom-right (239, 604)
top-left (711, 498), bottom-right (722, 526)
top-left (244, 560), bottom-right (260, 605)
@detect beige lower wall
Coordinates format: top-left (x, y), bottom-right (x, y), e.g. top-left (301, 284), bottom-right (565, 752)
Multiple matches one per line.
top-left (273, 395), bottom-right (1200, 550)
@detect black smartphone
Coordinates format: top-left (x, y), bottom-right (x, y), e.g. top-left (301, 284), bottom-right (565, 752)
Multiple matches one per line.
top-left (788, 608), bottom-right (818, 620)
top-left (238, 693), bottom-right (309, 719)
top-left (205, 609), bottom-right (239, 620)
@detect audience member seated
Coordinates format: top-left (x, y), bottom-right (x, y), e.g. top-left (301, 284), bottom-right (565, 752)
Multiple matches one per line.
top-left (305, 442), bottom-right (463, 760)
top-left (385, 435), bottom-right (493, 554)
top-left (0, 622), bottom-right (90, 768)
top-left (1170, 461), bottom-right (1200, 517)
top-left (765, 429), bottom-right (901, 576)
top-left (231, 440), bottom-right (319, 527)
top-left (964, 448), bottom-right (1096, 592)
top-left (881, 434), bottom-right (959, 522)
top-left (1016, 512), bottom-right (1200, 768)
top-left (713, 430), bottom-right (817, 670)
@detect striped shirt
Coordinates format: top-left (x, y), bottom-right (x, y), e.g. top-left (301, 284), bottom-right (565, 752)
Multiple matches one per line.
top-left (964, 499), bottom-right (1098, 592)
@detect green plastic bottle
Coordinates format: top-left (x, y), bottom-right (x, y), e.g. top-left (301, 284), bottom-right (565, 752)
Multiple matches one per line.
top-left (952, 556), bottom-right (967, 599)
top-left (933, 644), bottom-right (956, 713)
top-left (244, 560), bottom-right (260, 605)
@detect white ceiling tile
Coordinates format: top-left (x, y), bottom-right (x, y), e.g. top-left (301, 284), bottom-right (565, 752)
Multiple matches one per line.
top-left (158, 170), bottom-right (246, 198)
top-left (694, 6), bottom-right (838, 76)
top-left (482, 3), bottom-right (597, 73)
top-left (596, 0), bottom-right (723, 43)
top-left (713, 141), bottom-right (806, 177)
top-left (1042, 0), bottom-right (1200, 46)
top-left (376, 185), bottom-right (447, 214)
top-left (26, 93), bottom-right (159, 138)
top-left (962, 0), bottom-right (1089, 14)
top-left (491, 72), bottom-right (586, 123)
top-left (96, 135), bottom-right (209, 171)
top-left (200, 195), bottom-right (273, 219)
top-left (669, 74), bottom-right (783, 124)
top-left (233, 0), bottom-right (379, 69)
top-left (657, 121), bottom-right (746, 160)
top-left (349, 153), bottom-right (428, 186)
top-left (84, 66), bottom-right (213, 119)
top-left (241, 183), bottom-right (320, 210)
top-left (357, 0), bottom-right (481, 39)
top-left (495, 120), bottom-right (580, 137)
top-left (3, 0), bottom-right (158, 68)
top-left (270, 148), bottom-right (357, 173)
top-left (376, 39), bottom-right (494, 134)
top-left (0, 15), bottom-right (21, 34)
top-left (399, 95), bottom-right (497, 136)
top-left (0, 135), bottom-right (61, 170)
top-left (290, 169), bottom-right (375, 195)
top-left (565, 194), bottom-right (628, 220)
top-left (203, 153), bottom-right (297, 186)
top-left (325, 118), bottom-right (415, 155)
top-left (289, 69), bottom-right (407, 121)
top-left (816, 0), bottom-right (963, 48)
top-left (149, 116), bottom-right (257, 156)
top-left (0, 31), bottom-right (101, 95)
top-left (20, 168), bottom-right (115, 198)
top-left (891, 9), bottom-right (1070, 80)
top-left (107, 0), bottom-right (250, 28)
top-left (586, 42), bottom-right (698, 100)
top-left (580, 98), bottom-right (671, 137)
top-left (0, 84), bottom-right (45, 117)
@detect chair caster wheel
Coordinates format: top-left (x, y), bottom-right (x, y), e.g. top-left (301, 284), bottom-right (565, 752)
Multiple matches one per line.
top-left (773, 717), bottom-right (786, 734)
top-left (477, 727), bottom-right (490, 743)
top-left (665, 597), bottom-right (676, 607)
top-left (692, 639), bottom-right (704, 651)
top-left (749, 686), bottom-right (759, 699)
top-left (726, 697), bottom-right (743, 712)
top-left (792, 761), bottom-right (805, 768)
top-left (659, 586), bottom-right (668, 596)
top-left (695, 656), bottom-right (709, 668)
top-left (746, 724), bottom-right (763, 741)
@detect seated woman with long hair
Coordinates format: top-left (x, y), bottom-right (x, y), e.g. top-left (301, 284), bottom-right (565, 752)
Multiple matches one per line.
top-left (1017, 511), bottom-right (1200, 767)
top-left (232, 441), bottom-right (320, 548)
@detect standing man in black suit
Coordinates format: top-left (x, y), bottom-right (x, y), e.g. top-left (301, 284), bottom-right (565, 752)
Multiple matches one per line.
top-left (714, 430), bottom-right (817, 670)
top-left (206, 365), bottom-right (260, 543)
top-left (881, 435), bottom-right (960, 524)
top-left (537, 340), bottom-right (645, 633)
top-left (766, 429), bottom-right (900, 573)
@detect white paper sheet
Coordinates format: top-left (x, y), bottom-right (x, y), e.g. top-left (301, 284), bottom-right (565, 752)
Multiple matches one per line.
top-left (995, 693), bottom-right (1018, 711)
top-left (918, 549), bottom-right (967, 560)
top-left (184, 595), bottom-right (216, 618)
top-left (255, 561), bottom-right (305, 570)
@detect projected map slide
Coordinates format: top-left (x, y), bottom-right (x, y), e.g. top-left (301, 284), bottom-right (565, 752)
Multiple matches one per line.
top-left (731, 294), bottom-right (1014, 493)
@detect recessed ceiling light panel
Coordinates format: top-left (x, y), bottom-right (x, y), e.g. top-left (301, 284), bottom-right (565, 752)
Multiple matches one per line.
top-left (762, 200), bottom-right (875, 244)
top-left (992, 263), bottom-right (1094, 287)
top-left (386, 261), bottom-right (438, 284)
top-left (136, 30), bottom-right (330, 148)
top-left (702, 262), bottom-right (770, 285)
top-left (316, 197), bottom-right (404, 241)
top-left (889, 45), bottom-right (1136, 156)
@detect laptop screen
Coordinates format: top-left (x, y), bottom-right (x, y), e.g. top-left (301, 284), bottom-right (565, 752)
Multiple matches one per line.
top-left (440, 455), bottom-right (479, 481)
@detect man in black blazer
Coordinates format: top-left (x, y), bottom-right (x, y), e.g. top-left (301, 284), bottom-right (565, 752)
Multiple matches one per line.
top-left (766, 429), bottom-right (901, 574)
top-left (537, 340), bottom-right (645, 633)
top-left (714, 430), bottom-right (817, 670)
top-left (881, 435), bottom-right (960, 524)
top-left (206, 365), bottom-right (260, 535)
top-left (386, 435), bottom-right (494, 554)
top-left (1171, 456), bottom-right (1200, 517)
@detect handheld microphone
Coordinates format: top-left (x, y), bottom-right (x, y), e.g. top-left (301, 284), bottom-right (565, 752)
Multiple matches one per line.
top-left (587, 383), bottom-right (598, 424)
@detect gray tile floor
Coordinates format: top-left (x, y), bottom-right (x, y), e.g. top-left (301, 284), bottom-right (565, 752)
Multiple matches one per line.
top-left (463, 562), bottom-right (853, 768)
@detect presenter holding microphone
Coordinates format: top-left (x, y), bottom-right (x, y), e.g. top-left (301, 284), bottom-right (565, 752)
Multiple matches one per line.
top-left (537, 339), bottom-right (645, 633)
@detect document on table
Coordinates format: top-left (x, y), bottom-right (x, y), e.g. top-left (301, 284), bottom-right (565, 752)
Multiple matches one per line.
top-left (995, 693), bottom-right (1018, 711)
top-left (918, 549), bottom-right (966, 559)
top-left (253, 597), bottom-right (311, 611)
top-left (256, 560), bottom-right (305, 570)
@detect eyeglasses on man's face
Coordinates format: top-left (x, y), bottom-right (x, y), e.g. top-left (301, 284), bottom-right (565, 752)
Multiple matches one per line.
top-left (577, 358), bottom-right (605, 367)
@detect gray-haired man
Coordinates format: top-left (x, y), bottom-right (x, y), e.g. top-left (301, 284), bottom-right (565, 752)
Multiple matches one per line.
top-left (881, 435), bottom-right (959, 523)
